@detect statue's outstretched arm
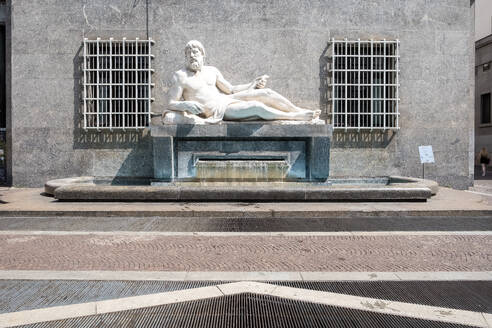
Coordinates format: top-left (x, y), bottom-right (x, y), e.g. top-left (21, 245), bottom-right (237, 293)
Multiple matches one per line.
top-left (167, 73), bottom-right (204, 115)
top-left (215, 68), bottom-right (254, 94)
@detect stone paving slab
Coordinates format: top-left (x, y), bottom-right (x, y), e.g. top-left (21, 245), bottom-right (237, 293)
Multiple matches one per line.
top-left (1, 187), bottom-right (492, 217)
top-left (0, 234), bottom-right (490, 272)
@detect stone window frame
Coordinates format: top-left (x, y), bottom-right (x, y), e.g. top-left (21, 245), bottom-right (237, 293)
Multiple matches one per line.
top-left (83, 37), bottom-right (155, 130)
top-left (329, 39), bottom-right (400, 131)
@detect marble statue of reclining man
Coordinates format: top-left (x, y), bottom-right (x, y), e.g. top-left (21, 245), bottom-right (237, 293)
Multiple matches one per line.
top-left (163, 40), bottom-right (322, 124)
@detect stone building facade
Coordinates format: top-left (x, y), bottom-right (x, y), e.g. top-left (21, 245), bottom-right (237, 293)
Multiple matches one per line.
top-left (1, 0), bottom-right (475, 188)
top-left (475, 34), bottom-right (492, 156)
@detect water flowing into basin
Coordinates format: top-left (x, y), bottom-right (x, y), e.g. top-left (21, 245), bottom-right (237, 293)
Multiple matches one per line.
top-left (195, 159), bottom-right (290, 182)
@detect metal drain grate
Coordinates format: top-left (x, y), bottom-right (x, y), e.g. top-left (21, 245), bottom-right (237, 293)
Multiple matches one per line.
top-left (279, 281), bottom-right (492, 313)
top-left (0, 280), bottom-right (218, 314)
top-left (1, 216), bottom-right (491, 232)
top-left (1, 280), bottom-right (491, 315)
top-left (19, 293), bottom-right (475, 328)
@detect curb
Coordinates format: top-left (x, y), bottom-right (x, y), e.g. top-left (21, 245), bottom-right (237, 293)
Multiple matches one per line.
top-left (1, 210), bottom-right (492, 218)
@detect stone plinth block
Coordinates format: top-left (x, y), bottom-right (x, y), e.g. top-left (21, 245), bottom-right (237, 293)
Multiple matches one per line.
top-left (151, 123), bottom-right (333, 182)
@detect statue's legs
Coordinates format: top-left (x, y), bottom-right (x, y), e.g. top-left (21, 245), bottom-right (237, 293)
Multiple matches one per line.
top-left (162, 111), bottom-right (207, 124)
top-left (232, 88), bottom-right (308, 113)
top-left (162, 110), bottom-right (222, 124)
top-left (223, 101), bottom-right (317, 121)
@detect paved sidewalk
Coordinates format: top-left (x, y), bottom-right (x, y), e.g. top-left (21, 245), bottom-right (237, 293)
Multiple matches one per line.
top-left (1, 185), bottom-right (491, 328)
top-left (1, 186), bottom-right (492, 217)
top-left (1, 233), bottom-right (490, 272)
top-left (0, 188), bottom-right (490, 327)
top-left (470, 179), bottom-right (492, 193)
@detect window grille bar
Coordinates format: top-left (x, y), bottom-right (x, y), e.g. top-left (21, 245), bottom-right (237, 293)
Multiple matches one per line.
top-left (358, 39), bottom-right (361, 131)
top-left (84, 98), bottom-right (153, 100)
top-left (330, 127), bottom-right (398, 130)
top-left (383, 39), bottom-right (386, 130)
top-left (331, 55), bottom-right (400, 58)
top-left (344, 38), bottom-right (348, 131)
top-left (331, 37), bottom-right (335, 129)
top-left (370, 39), bottom-right (373, 130)
top-left (109, 37), bottom-right (113, 130)
top-left (122, 37), bottom-right (126, 129)
top-left (147, 38), bottom-right (152, 127)
top-left (83, 38), bottom-right (87, 129)
top-left (84, 69), bottom-right (157, 72)
top-left (331, 98), bottom-right (400, 101)
top-left (330, 69), bottom-right (399, 72)
top-left (396, 40), bottom-right (400, 129)
top-left (96, 37), bottom-right (100, 130)
top-left (85, 83), bottom-right (156, 86)
top-left (330, 83), bottom-right (399, 86)
top-left (84, 54), bottom-right (152, 56)
top-left (135, 37), bottom-right (139, 129)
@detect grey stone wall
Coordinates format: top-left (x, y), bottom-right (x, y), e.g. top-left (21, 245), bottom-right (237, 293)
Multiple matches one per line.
top-left (8, 0), bottom-right (474, 188)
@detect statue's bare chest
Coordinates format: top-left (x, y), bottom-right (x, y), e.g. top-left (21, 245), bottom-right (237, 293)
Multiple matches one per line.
top-left (183, 70), bottom-right (216, 92)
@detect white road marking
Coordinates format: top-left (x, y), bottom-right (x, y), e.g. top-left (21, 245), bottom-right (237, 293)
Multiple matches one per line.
top-left (394, 271), bottom-right (492, 281)
top-left (0, 270), bottom-right (490, 281)
top-left (0, 230), bottom-right (491, 236)
top-left (482, 313), bottom-right (492, 327)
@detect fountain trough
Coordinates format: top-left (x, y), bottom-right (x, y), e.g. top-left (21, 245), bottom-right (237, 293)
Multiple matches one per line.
top-left (45, 123), bottom-right (437, 202)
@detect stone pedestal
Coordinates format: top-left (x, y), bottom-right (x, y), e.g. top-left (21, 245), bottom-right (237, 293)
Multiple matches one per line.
top-left (151, 123), bottom-right (332, 182)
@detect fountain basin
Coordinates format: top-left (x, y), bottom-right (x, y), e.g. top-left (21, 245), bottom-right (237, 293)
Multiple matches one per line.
top-left (45, 176), bottom-right (437, 201)
top-left (45, 124), bottom-right (437, 202)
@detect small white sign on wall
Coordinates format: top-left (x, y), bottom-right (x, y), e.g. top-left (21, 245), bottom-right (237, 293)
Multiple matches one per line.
top-left (418, 145), bottom-right (435, 164)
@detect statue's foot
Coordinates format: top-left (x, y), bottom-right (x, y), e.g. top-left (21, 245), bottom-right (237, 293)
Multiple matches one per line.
top-left (297, 108), bottom-right (321, 119)
top-left (302, 109), bottom-right (321, 121)
top-left (306, 110), bottom-right (322, 121)
top-left (291, 110), bottom-right (319, 121)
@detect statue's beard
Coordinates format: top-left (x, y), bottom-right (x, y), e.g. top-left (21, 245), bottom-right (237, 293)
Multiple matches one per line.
top-left (188, 60), bottom-right (202, 71)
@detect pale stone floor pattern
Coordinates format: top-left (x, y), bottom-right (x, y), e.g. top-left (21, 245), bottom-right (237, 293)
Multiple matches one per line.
top-left (0, 233), bottom-right (490, 272)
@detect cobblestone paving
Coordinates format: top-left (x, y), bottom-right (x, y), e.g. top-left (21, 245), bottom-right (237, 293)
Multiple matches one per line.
top-left (0, 234), bottom-right (490, 271)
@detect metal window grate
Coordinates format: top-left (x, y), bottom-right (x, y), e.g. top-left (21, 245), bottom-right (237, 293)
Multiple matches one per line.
top-left (329, 39), bottom-right (400, 130)
top-left (83, 38), bottom-right (155, 130)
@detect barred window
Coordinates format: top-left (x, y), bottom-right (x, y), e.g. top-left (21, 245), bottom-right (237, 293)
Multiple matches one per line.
top-left (83, 38), bottom-right (154, 130)
top-left (329, 39), bottom-right (400, 130)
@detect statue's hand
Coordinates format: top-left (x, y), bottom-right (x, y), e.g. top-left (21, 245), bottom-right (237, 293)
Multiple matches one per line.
top-left (253, 75), bottom-right (269, 89)
top-left (186, 101), bottom-right (205, 115)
